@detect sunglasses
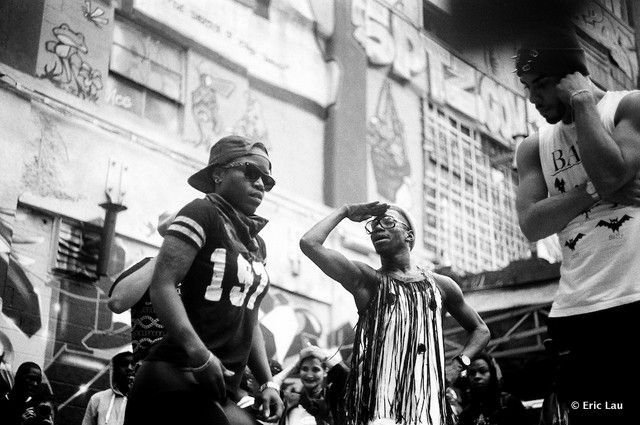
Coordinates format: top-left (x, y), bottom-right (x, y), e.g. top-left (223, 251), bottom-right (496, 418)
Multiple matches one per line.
top-left (365, 215), bottom-right (410, 234)
top-left (222, 161), bottom-right (276, 192)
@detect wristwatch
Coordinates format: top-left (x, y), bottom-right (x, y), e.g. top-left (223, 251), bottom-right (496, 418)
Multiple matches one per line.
top-left (453, 354), bottom-right (471, 370)
top-left (259, 381), bottom-right (280, 393)
top-left (585, 180), bottom-right (600, 201)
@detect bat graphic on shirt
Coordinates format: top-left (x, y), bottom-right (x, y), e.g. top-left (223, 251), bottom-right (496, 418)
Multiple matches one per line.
top-left (596, 215), bottom-right (632, 233)
top-left (564, 233), bottom-right (585, 251)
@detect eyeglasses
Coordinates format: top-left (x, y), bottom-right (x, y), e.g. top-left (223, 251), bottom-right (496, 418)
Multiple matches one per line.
top-left (365, 215), bottom-right (410, 234)
top-left (222, 161), bottom-right (276, 192)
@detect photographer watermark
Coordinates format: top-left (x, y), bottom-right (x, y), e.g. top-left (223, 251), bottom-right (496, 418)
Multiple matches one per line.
top-left (570, 401), bottom-right (624, 411)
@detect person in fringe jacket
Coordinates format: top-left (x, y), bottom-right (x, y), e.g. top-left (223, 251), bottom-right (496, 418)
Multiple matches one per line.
top-left (300, 202), bottom-right (490, 425)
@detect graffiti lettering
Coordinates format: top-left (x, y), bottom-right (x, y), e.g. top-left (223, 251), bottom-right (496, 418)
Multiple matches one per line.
top-left (574, 1), bottom-right (638, 84)
top-left (477, 75), bottom-right (527, 144)
top-left (105, 87), bottom-right (133, 109)
top-left (351, 0), bottom-right (426, 82)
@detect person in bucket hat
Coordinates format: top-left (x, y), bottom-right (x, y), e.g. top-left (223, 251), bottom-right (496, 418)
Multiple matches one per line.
top-left (124, 135), bottom-right (282, 425)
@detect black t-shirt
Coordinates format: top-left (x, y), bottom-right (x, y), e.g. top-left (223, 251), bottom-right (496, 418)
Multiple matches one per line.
top-left (147, 197), bottom-right (270, 391)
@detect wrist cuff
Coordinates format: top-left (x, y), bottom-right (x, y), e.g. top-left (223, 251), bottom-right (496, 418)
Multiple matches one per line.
top-left (259, 381), bottom-right (280, 393)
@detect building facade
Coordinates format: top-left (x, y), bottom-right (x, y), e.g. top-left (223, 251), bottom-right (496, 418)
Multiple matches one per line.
top-left (0, 0), bottom-right (637, 423)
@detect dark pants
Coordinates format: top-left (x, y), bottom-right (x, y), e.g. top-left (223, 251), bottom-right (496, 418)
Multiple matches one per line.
top-left (124, 360), bottom-right (257, 425)
top-left (547, 301), bottom-right (640, 425)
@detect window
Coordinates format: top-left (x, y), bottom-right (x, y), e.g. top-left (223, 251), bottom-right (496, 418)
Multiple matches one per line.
top-left (107, 19), bottom-right (184, 133)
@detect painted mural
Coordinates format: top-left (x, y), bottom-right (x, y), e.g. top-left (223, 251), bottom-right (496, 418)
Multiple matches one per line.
top-left (39, 23), bottom-right (104, 101)
top-left (574, 1), bottom-right (638, 86)
top-left (0, 202), bottom-right (350, 423)
top-left (81, 1), bottom-right (110, 28)
top-left (191, 71), bottom-right (236, 148)
top-left (367, 79), bottom-right (411, 202)
top-left (232, 90), bottom-right (270, 149)
top-left (22, 108), bottom-right (80, 201)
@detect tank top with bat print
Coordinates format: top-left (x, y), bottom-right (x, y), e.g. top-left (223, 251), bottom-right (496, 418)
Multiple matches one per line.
top-left (538, 90), bottom-right (640, 317)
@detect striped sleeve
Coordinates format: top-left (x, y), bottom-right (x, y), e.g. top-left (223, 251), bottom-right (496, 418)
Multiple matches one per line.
top-left (165, 199), bottom-right (211, 250)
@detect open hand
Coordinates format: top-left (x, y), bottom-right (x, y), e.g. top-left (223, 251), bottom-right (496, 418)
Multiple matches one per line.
top-left (345, 201), bottom-right (389, 222)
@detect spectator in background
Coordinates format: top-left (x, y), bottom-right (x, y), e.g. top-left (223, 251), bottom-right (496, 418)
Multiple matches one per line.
top-left (0, 361), bottom-right (54, 425)
top-left (0, 341), bottom-right (14, 396)
top-left (280, 346), bottom-right (332, 425)
top-left (457, 352), bottom-right (528, 425)
top-left (82, 352), bottom-right (134, 425)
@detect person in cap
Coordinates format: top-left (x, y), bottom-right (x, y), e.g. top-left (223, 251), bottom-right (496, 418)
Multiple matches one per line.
top-left (300, 203), bottom-right (490, 425)
top-left (514, 25), bottom-right (640, 424)
top-left (124, 135), bottom-right (283, 425)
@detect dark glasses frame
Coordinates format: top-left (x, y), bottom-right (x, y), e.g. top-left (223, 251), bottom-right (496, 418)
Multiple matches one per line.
top-left (365, 215), bottom-right (410, 234)
top-left (221, 161), bottom-right (276, 192)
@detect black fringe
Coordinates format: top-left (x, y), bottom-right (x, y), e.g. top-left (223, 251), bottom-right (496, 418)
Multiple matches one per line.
top-left (345, 271), bottom-right (448, 424)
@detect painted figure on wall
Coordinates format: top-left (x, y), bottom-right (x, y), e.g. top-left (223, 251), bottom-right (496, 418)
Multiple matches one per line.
top-left (40, 24), bottom-right (103, 101)
top-left (368, 80), bottom-right (411, 202)
top-left (233, 91), bottom-right (270, 149)
top-left (191, 71), bottom-right (235, 148)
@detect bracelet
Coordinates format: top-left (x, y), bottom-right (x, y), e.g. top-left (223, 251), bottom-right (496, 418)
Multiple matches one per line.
top-left (569, 89), bottom-right (591, 107)
top-left (190, 352), bottom-right (214, 373)
top-left (259, 381), bottom-right (280, 393)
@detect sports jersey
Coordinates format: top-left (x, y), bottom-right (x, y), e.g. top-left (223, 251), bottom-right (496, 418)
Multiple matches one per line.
top-left (538, 90), bottom-right (640, 317)
top-left (147, 194), bottom-right (270, 392)
top-left (109, 257), bottom-right (166, 365)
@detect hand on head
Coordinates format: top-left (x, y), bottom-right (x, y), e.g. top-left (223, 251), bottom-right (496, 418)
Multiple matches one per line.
top-left (345, 201), bottom-right (389, 222)
top-left (555, 71), bottom-right (592, 106)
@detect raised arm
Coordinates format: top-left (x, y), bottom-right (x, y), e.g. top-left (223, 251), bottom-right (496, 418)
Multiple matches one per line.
top-left (108, 257), bottom-right (156, 313)
top-left (150, 235), bottom-right (231, 399)
top-left (299, 202), bottom-right (386, 309)
top-left (435, 274), bottom-right (490, 383)
top-left (558, 75), bottom-right (640, 196)
top-left (515, 134), bottom-right (598, 241)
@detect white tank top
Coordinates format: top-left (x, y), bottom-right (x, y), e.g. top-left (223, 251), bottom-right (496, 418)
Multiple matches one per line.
top-left (538, 90), bottom-right (640, 317)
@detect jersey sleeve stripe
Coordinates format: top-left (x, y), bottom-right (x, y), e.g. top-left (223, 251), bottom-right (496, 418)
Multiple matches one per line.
top-left (173, 216), bottom-right (206, 243)
top-left (167, 223), bottom-right (205, 249)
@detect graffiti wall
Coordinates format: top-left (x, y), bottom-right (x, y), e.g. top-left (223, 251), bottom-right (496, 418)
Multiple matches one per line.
top-left (0, 79), bottom-right (362, 425)
top-left (36, 0), bottom-right (114, 102)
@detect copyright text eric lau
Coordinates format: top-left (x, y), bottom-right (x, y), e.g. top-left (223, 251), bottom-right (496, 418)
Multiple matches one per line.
top-left (571, 401), bottom-right (623, 410)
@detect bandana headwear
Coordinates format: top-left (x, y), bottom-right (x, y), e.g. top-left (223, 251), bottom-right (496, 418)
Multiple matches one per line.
top-left (515, 25), bottom-right (589, 77)
top-left (515, 47), bottom-right (588, 77)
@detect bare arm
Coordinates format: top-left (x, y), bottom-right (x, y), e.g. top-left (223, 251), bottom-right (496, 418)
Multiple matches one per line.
top-left (435, 274), bottom-right (490, 383)
top-left (247, 325), bottom-right (283, 420)
top-left (558, 75), bottom-right (640, 195)
top-left (299, 202), bottom-right (386, 310)
top-left (108, 258), bottom-right (156, 313)
top-left (150, 235), bottom-right (230, 398)
top-left (515, 134), bottom-right (597, 241)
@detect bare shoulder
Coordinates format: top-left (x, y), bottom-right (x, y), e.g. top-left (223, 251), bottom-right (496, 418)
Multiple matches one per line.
top-left (430, 272), bottom-right (463, 304)
top-left (516, 133), bottom-right (539, 161)
top-left (615, 91), bottom-right (640, 124)
top-left (353, 260), bottom-right (378, 287)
